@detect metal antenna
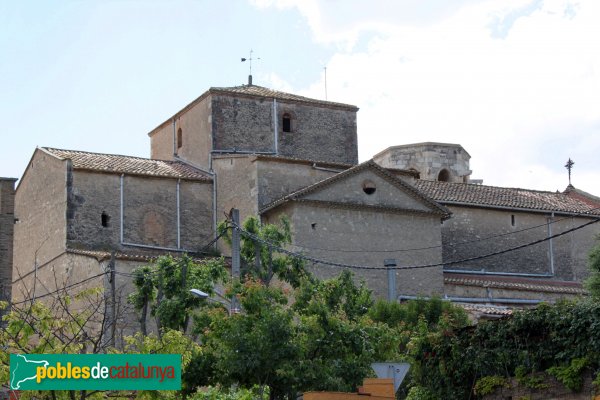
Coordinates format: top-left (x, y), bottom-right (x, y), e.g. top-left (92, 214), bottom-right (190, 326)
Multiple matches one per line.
top-left (241, 49), bottom-right (260, 85)
top-left (324, 66), bottom-right (328, 100)
top-left (565, 158), bottom-right (575, 185)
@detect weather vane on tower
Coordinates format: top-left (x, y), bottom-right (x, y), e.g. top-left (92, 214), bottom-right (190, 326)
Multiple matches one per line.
top-left (241, 49), bottom-right (260, 86)
top-left (565, 158), bottom-right (575, 185)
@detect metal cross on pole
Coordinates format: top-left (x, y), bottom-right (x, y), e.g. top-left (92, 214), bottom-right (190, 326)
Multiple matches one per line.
top-left (565, 158), bottom-right (574, 185)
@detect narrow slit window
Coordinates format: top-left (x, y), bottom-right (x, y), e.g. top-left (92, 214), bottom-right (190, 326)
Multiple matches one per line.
top-left (101, 212), bottom-right (110, 228)
top-left (511, 214), bottom-right (515, 227)
top-left (177, 128), bottom-right (183, 149)
top-left (282, 113), bottom-right (292, 133)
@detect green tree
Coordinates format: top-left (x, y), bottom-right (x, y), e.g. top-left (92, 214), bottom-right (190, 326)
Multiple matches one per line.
top-left (292, 271), bottom-right (400, 392)
top-left (218, 216), bottom-right (308, 287)
top-left (188, 280), bottom-right (297, 399)
top-left (128, 255), bottom-right (228, 335)
top-left (585, 238), bottom-right (600, 298)
top-left (0, 286), bottom-right (113, 400)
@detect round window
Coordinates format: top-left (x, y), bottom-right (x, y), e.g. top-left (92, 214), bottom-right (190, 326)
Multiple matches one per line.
top-left (362, 180), bottom-right (376, 195)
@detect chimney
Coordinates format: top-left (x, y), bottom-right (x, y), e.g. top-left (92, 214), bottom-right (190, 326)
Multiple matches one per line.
top-left (248, 74), bottom-right (253, 86)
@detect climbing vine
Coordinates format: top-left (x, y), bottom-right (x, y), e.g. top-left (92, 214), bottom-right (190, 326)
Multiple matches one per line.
top-left (403, 299), bottom-right (600, 399)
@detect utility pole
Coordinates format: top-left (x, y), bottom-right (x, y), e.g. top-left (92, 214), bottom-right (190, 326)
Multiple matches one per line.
top-left (108, 252), bottom-right (116, 347)
top-left (230, 208), bottom-right (241, 313)
top-left (384, 259), bottom-right (397, 302)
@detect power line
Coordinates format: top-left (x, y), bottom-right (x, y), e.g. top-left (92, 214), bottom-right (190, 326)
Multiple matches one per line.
top-left (229, 218), bottom-right (600, 271)
top-left (12, 272), bottom-right (109, 305)
top-left (285, 206), bottom-right (600, 254)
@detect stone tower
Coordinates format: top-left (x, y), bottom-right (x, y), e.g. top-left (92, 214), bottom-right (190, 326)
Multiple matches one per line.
top-left (148, 84), bottom-right (359, 169)
top-left (373, 142), bottom-right (472, 183)
top-left (0, 177), bottom-right (17, 321)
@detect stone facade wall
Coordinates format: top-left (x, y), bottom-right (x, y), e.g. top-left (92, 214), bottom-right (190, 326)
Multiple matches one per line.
top-left (212, 155), bottom-right (259, 223)
top-left (211, 94), bottom-right (358, 165)
top-left (265, 202), bottom-right (444, 299)
top-left (149, 119), bottom-right (176, 162)
top-left (212, 94), bottom-right (275, 153)
top-left (0, 178), bottom-right (17, 315)
top-left (150, 91), bottom-right (358, 169)
top-left (303, 169), bottom-right (433, 212)
top-left (256, 159), bottom-right (340, 208)
top-left (275, 101), bottom-right (358, 165)
top-left (149, 96), bottom-right (213, 169)
top-left (442, 206), bottom-right (600, 281)
top-left (374, 143), bottom-right (471, 183)
top-left (13, 149), bottom-right (68, 301)
top-left (67, 170), bottom-right (213, 253)
top-left (13, 250), bottom-right (146, 343)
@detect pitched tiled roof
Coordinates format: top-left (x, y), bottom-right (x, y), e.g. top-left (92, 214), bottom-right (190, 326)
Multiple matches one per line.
top-left (210, 84), bottom-right (358, 110)
top-left (444, 273), bottom-right (587, 295)
top-left (67, 248), bottom-right (229, 264)
top-left (458, 303), bottom-right (514, 317)
top-left (42, 148), bottom-right (212, 181)
top-left (260, 160), bottom-right (450, 216)
top-left (414, 180), bottom-right (600, 216)
top-left (564, 184), bottom-right (600, 208)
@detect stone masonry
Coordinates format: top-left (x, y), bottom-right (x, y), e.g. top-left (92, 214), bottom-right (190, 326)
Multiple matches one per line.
top-left (0, 177), bottom-right (17, 317)
top-left (374, 142), bottom-right (471, 183)
top-left (149, 85), bottom-right (359, 170)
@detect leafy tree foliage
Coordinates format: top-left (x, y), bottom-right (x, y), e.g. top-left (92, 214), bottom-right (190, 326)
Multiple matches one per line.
top-left (292, 270), bottom-right (399, 392)
top-left (185, 271), bottom-right (400, 399)
top-left (404, 299), bottom-right (600, 399)
top-left (0, 287), bottom-right (109, 400)
top-left (218, 216), bottom-right (308, 287)
top-left (585, 238), bottom-right (600, 298)
top-left (128, 255), bottom-right (228, 334)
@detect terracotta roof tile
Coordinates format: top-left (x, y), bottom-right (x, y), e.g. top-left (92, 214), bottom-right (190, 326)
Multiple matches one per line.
top-left (444, 273), bottom-right (587, 295)
top-left (415, 180), bottom-right (600, 216)
top-left (458, 303), bottom-right (514, 316)
top-left (564, 184), bottom-right (600, 208)
top-left (66, 248), bottom-right (227, 264)
top-left (210, 85), bottom-right (358, 110)
top-left (42, 148), bottom-right (212, 181)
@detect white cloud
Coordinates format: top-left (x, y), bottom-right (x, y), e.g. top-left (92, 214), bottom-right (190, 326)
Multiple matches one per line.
top-left (254, 0), bottom-right (600, 195)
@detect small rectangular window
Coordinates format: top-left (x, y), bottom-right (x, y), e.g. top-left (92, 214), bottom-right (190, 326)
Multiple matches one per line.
top-left (102, 212), bottom-right (110, 227)
top-left (282, 114), bottom-right (291, 132)
top-left (511, 214), bottom-right (515, 227)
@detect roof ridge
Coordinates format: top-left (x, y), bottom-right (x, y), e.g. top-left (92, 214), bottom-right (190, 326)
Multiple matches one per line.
top-left (43, 147), bottom-right (183, 164)
top-left (260, 159), bottom-right (450, 216)
top-left (209, 84), bottom-right (358, 109)
top-left (42, 147), bottom-right (212, 181)
top-left (416, 179), bottom-right (568, 196)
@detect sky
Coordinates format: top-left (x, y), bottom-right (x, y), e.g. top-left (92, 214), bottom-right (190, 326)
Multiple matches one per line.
top-left (1, 0), bottom-right (599, 194)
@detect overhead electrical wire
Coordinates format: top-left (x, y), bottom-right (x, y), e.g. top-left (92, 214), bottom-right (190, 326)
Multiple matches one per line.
top-left (229, 218), bottom-right (600, 271)
top-left (13, 211), bottom-right (600, 302)
top-left (285, 206), bottom-right (600, 254)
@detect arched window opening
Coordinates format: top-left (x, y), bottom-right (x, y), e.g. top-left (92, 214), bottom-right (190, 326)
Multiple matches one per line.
top-left (282, 113), bottom-right (292, 133)
top-left (438, 169), bottom-right (450, 182)
top-left (177, 128), bottom-right (183, 149)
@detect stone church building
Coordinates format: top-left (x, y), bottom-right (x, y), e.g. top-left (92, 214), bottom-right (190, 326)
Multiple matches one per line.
top-left (3, 82), bottom-right (600, 327)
